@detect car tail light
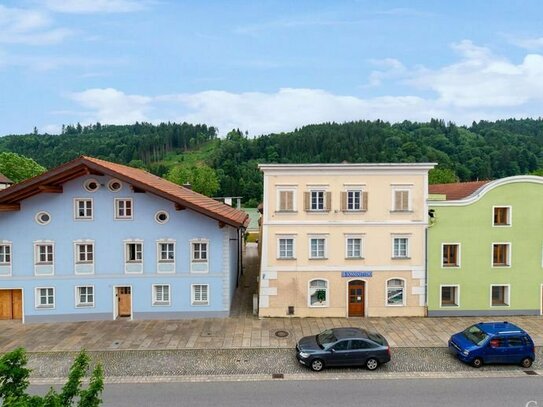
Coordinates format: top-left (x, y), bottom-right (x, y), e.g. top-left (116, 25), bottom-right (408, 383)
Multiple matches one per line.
top-left (386, 346), bottom-right (391, 357)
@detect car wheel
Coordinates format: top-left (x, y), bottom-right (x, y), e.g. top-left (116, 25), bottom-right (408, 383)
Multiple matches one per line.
top-left (471, 357), bottom-right (483, 368)
top-left (521, 357), bottom-right (533, 368)
top-left (366, 358), bottom-right (379, 371)
top-left (310, 359), bottom-right (325, 372)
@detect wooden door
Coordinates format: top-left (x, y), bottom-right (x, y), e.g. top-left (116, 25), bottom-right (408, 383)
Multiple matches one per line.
top-left (348, 281), bottom-right (365, 317)
top-left (0, 290), bottom-right (22, 320)
top-left (117, 287), bottom-right (131, 317)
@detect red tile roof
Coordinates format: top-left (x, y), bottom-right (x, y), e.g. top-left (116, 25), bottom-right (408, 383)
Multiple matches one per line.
top-left (0, 156), bottom-right (249, 228)
top-left (429, 180), bottom-right (490, 200)
top-left (0, 172), bottom-right (12, 184)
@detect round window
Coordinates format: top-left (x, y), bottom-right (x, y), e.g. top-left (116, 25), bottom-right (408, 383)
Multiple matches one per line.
top-left (155, 211), bottom-right (169, 224)
top-left (84, 179), bottom-right (100, 192)
top-left (108, 179), bottom-right (122, 192)
top-left (35, 211), bottom-right (51, 225)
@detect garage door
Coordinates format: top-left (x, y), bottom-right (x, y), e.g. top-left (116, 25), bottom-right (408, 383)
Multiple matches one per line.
top-left (0, 289), bottom-right (22, 320)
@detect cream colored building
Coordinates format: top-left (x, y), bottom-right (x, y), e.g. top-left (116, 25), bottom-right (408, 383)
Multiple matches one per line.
top-left (258, 163), bottom-right (435, 318)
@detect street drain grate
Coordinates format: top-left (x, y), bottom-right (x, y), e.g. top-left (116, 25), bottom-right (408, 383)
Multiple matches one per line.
top-left (275, 330), bottom-right (290, 338)
top-left (272, 373), bottom-right (284, 379)
top-left (524, 370), bottom-right (538, 375)
top-left (112, 341), bottom-right (121, 346)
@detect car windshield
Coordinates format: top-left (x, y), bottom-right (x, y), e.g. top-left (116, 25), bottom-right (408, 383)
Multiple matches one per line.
top-left (462, 325), bottom-right (489, 346)
top-left (316, 329), bottom-right (337, 349)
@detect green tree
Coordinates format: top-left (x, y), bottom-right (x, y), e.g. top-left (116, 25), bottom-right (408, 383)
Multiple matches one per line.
top-left (0, 348), bottom-right (104, 407)
top-left (0, 152), bottom-right (46, 183)
top-left (428, 168), bottom-right (459, 184)
top-left (166, 164), bottom-right (220, 197)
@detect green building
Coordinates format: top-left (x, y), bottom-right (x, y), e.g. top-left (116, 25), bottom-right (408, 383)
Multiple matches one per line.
top-left (427, 176), bottom-right (543, 316)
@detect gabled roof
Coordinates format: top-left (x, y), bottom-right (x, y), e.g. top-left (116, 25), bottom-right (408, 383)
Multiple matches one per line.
top-left (0, 172), bottom-right (12, 184)
top-left (0, 156), bottom-right (249, 228)
top-left (429, 180), bottom-right (490, 200)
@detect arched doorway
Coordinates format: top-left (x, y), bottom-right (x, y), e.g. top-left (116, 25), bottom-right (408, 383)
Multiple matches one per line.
top-left (348, 280), bottom-right (365, 317)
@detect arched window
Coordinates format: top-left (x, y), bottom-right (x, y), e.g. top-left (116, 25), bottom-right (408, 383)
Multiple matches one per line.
top-left (386, 279), bottom-right (405, 306)
top-left (309, 279), bottom-right (328, 307)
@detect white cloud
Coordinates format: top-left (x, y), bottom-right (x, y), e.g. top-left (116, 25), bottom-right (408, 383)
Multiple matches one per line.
top-left (43, 0), bottom-right (149, 14)
top-left (0, 5), bottom-right (71, 45)
top-left (509, 36), bottom-right (543, 50)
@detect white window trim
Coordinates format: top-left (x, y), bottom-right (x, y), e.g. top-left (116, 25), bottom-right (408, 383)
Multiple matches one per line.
top-left (345, 188), bottom-right (364, 212)
top-left (276, 235), bottom-right (296, 260)
top-left (0, 241), bottom-right (12, 274)
top-left (83, 178), bottom-right (100, 193)
top-left (308, 278), bottom-right (329, 308)
top-left (35, 211), bottom-right (52, 225)
top-left (441, 242), bottom-right (461, 268)
top-left (276, 187), bottom-right (297, 212)
top-left (75, 285), bottom-right (95, 308)
top-left (154, 210), bottom-right (170, 224)
top-left (391, 187), bottom-right (412, 212)
top-left (107, 178), bottom-right (123, 192)
top-left (491, 242), bottom-right (512, 268)
top-left (391, 235), bottom-right (410, 259)
top-left (73, 198), bottom-right (94, 221)
top-left (191, 284), bottom-right (209, 306)
top-left (73, 240), bottom-right (95, 275)
top-left (190, 239), bottom-right (209, 273)
top-left (439, 284), bottom-right (460, 308)
top-left (309, 189), bottom-right (327, 212)
top-left (152, 284), bottom-right (171, 306)
top-left (124, 240), bottom-right (144, 273)
top-left (385, 278), bottom-right (406, 307)
top-left (345, 235), bottom-right (364, 259)
top-left (35, 286), bottom-right (55, 309)
top-left (308, 236), bottom-right (327, 260)
top-left (492, 205), bottom-right (512, 227)
top-left (156, 239), bottom-right (176, 274)
top-left (114, 198), bottom-right (134, 220)
top-left (490, 284), bottom-right (511, 307)
top-left (34, 241), bottom-right (55, 275)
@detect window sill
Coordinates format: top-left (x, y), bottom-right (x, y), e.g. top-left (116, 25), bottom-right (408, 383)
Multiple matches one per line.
top-left (309, 304), bottom-right (329, 308)
top-left (158, 260), bottom-right (175, 263)
top-left (36, 305), bottom-right (54, 310)
top-left (391, 257), bottom-right (411, 260)
top-left (491, 304), bottom-right (510, 307)
top-left (76, 304), bottom-right (94, 308)
top-left (342, 210), bottom-right (367, 213)
top-left (386, 304), bottom-right (405, 307)
top-left (275, 210), bottom-right (298, 214)
top-left (492, 224), bottom-right (511, 227)
top-left (440, 304), bottom-right (459, 307)
top-left (152, 302), bottom-right (171, 307)
top-left (309, 257), bottom-right (327, 260)
top-left (277, 257), bottom-right (296, 260)
top-left (191, 302), bottom-right (209, 306)
top-left (442, 265), bottom-right (460, 268)
top-left (75, 217), bottom-right (93, 221)
top-left (345, 257), bottom-right (364, 260)
top-left (390, 210), bottom-right (413, 213)
top-left (492, 265), bottom-right (510, 268)
top-left (126, 261), bottom-right (143, 264)
top-left (305, 210), bottom-right (330, 213)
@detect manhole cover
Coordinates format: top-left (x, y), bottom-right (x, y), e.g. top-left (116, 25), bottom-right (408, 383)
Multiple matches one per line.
top-left (524, 370), bottom-right (538, 375)
top-left (275, 330), bottom-right (289, 338)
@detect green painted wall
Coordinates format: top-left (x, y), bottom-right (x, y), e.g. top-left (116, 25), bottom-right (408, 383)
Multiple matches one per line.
top-left (428, 178), bottom-right (543, 315)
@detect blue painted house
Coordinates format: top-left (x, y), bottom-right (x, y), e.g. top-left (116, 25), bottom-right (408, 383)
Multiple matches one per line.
top-left (0, 156), bottom-right (248, 323)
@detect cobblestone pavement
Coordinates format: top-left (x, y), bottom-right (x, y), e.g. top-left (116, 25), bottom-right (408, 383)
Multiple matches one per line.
top-left (26, 347), bottom-right (543, 384)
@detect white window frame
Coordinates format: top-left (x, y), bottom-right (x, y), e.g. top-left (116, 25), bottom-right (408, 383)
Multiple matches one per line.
top-left (152, 284), bottom-right (171, 306)
top-left (74, 198), bottom-right (93, 221)
top-left (75, 242), bottom-right (94, 264)
top-left (310, 190), bottom-right (326, 211)
top-left (492, 205), bottom-right (512, 227)
top-left (308, 236), bottom-right (327, 260)
top-left (107, 178), bottom-right (123, 192)
top-left (346, 189), bottom-right (362, 211)
top-left (491, 242), bottom-right (511, 268)
top-left (83, 178), bottom-right (100, 193)
top-left (490, 284), bottom-right (510, 307)
top-left (391, 186), bottom-right (412, 212)
top-left (345, 236), bottom-right (363, 259)
top-left (0, 242), bottom-right (12, 265)
top-left (440, 285), bottom-right (460, 308)
top-left (34, 242), bottom-right (54, 267)
top-left (190, 239), bottom-right (209, 274)
top-left (35, 211), bottom-right (52, 225)
top-left (277, 236), bottom-right (296, 260)
top-left (441, 243), bottom-right (461, 268)
top-left (276, 187), bottom-right (297, 212)
top-left (125, 241), bottom-right (143, 265)
top-left (75, 285), bottom-right (95, 308)
top-left (35, 287), bottom-right (55, 309)
top-left (191, 284), bottom-right (209, 306)
top-left (308, 279), bottom-right (329, 308)
top-left (385, 278), bottom-right (406, 307)
top-left (114, 198), bottom-right (133, 220)
top-left (392, 235), bottom-right (410, 259)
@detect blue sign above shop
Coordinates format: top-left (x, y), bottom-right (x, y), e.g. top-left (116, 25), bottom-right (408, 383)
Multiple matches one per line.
top-left (341, 271), bottom-right (373, 278)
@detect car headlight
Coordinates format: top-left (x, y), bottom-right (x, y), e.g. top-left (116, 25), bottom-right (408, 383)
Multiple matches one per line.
top-left (299, 352), bottom-right (310, 358)
top-left (462, 350), bottom-right (469, 356)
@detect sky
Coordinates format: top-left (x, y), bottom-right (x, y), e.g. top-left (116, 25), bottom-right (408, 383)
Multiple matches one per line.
top-left (1, 0), bottom-right (543, 136)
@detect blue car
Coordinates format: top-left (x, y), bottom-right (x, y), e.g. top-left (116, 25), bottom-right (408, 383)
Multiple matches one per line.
top-left (449, 321), bottom-right (535, 368)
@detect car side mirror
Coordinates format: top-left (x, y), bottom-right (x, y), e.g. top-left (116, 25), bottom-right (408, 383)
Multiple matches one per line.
top-left (330, 348), bottom-right (335, 353)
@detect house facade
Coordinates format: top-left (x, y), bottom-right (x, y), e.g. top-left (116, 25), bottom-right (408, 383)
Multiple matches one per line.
top-left (258, 163), bottom-right (435, 318)
top-left (427, 176), bottom-right (543, 316)
top-left (0, 156), bottom-right (248, 323)
top-left (0, 172), bottom-right (13, 190)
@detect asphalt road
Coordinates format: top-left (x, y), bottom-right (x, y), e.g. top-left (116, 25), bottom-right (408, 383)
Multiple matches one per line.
top-left (30, 377), bottom-right (543, 407)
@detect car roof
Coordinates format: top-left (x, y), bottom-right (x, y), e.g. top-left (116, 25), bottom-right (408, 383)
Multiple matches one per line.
top-left (476, 321), bottom-right (527, 336)
top-left (332, 327), bottom-right (369, 340)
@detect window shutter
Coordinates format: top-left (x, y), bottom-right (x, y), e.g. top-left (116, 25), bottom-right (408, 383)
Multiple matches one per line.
top-left (394, 191), bottom-right (401, 211)
top-left (401, 191), bottom-right (409, 210)
top-left (362, 191), bottom-right (368, 211)
top-left (279, 191), bottom-right (287, 211)
top-left (304, 192), bottom-right (310, 211)
top-left (325, 192), bottom-right (332, 211)
top-left (340, 192), bottom-right (346, 211)
top-left (287, 191), bottom-right (293, 211)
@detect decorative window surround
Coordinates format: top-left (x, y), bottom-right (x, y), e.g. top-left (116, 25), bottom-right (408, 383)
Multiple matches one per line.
top-left (74, 198), bottom-right (93, 220)
top-left (308, 236), bottom-right (327, 260)
top-left (492, 206), bottom-right (511, 227)
top-left (74, 240), bottom-right (95, 275)
top-left (276, 188), bottom-right (297, 212)
top-left (34, 241), bottom-right (54, 275)
top-left (35, 211), bottom-right (52, 225)
top-left (35, 287), bottom-right (55, 309)
top-left (0, 242), bottom-right (12, 276)
top-left (108, 179), bottom-right (123, 192)
top-left (75, 286), bottom-right (94, 307)
top-left (190, 239), bottom-right (209, 273)
top-left (440, 285), bottom-right (460, 307)
top-left (391, 185), bottom-right (413, 212)
top-left (392, 235), bottom-right (410, 259)
top-left (277, 236), bottom-right (296, 259)
top-left (157, 240), bottom-right (176, 274)
top-left (308, 279), bottom-right (328, 307)
top-left (124, 240), bottom-right (143, 274)
top-left (152, 284), bottom-right (171, 306)
top-left (490, 284), bottom-right (510, 307)
top-left (115, 198), bottom-right (133, 220)
top-left (492, 243), bottom-right (511, 267)
top-left (345, 236), bottom-right (363, 259)
top-left (83, 179), bottom-right (100, 192)
top-left (386, 278), bottom-right (406, 306)
top-left (191, 284), bottom-right (209, 306)
top-left (442, 243), bottom-right (461, 268)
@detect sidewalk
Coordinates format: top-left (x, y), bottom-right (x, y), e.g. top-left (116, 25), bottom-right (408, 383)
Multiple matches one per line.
top-left (1, 243), bottom-right (543, 353)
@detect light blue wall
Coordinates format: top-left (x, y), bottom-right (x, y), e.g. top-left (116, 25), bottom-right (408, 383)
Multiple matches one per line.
top-left (0, 175), bottom-right (240, 322)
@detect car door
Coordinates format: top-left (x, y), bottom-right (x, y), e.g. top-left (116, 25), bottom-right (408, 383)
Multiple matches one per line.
top-left (327, 340), bottom-right (351, 366)
top-left (484, 337), bottom-right (507, 364)
top-left (349, 339), bottom-right (377, 365)
top-left (505, 336), bottom-right (526, 364)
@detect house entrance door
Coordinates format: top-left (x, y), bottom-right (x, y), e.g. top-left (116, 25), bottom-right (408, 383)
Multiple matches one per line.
top-left (116, 287), bottom-right (132, 318)
top-left (348, 281), bottom-right (365, 317)
top-left (0, 290), bottom-right (22, 320)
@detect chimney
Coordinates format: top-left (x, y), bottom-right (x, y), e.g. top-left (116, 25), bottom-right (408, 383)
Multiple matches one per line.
top-left (182, 183), bottom-right (192, 190)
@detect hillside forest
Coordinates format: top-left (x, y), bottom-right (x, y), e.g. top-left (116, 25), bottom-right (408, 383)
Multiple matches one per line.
top-left (0, 118), bottom-right (542, 206)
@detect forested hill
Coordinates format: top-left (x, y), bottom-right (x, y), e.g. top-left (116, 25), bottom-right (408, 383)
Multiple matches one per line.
top-left (1, 118), bottom-right (542, 205)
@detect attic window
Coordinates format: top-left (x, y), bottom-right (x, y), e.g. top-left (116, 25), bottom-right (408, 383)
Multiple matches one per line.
top-left (84, 179), bottom-right (100, 192)
top-left (35, 211), bottom-right (51, 225)
top-left (155, 211), bottom-right (169, 224)
top-left (108, 179), bottom-right (122, 192)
